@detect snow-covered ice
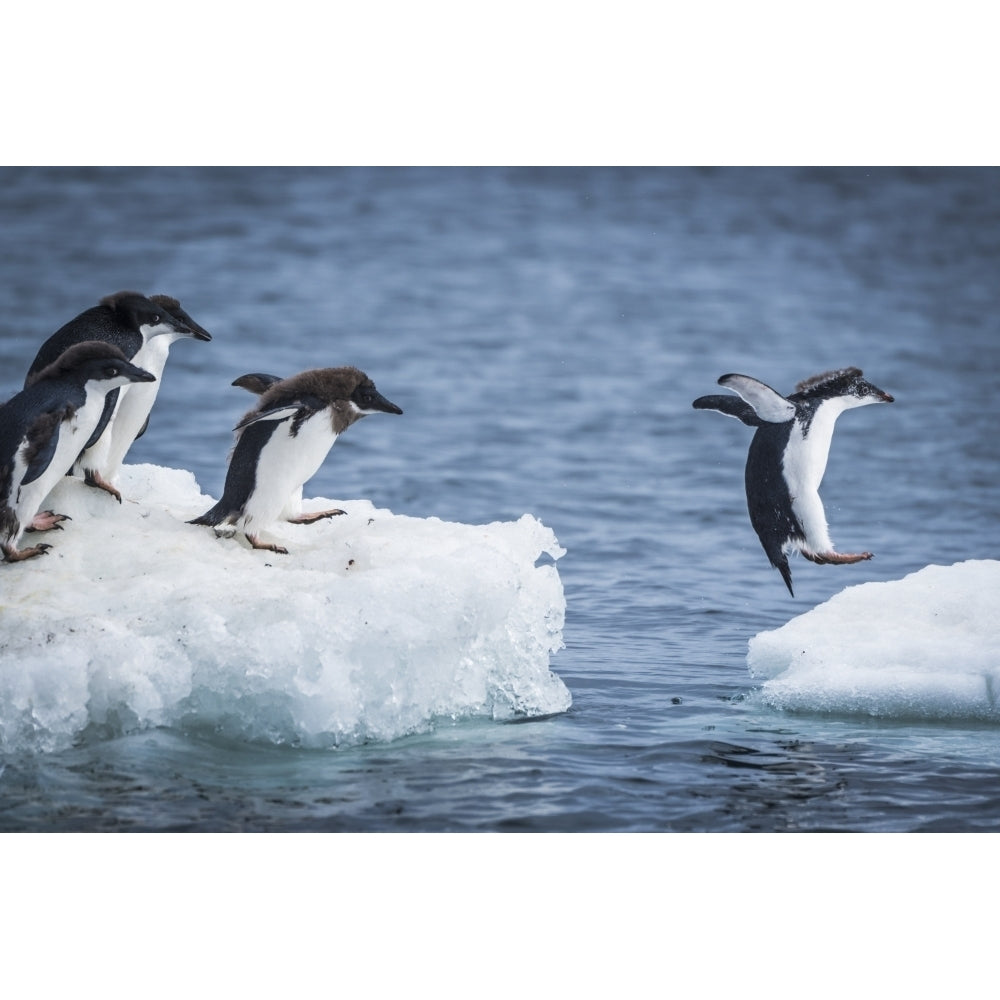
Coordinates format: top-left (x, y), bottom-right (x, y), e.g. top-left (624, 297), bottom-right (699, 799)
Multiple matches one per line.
top-left (748, 561), bottom-right (1000, 721)
top-left (0, 465), bottom-right (570, 752)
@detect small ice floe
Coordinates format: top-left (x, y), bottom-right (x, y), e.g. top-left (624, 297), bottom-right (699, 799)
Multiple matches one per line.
top-left (748, 561), bottom-right (1000, 721)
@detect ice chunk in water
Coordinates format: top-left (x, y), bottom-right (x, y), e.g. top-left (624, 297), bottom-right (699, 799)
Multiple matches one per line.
top-left (748, 561), bottom-right (1000, 721)
top-left (0, 465), bottom-right (570, 751)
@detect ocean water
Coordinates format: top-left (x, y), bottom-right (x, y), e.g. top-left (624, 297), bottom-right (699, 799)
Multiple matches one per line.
top-left (1, 166), bottom-right (998, 832)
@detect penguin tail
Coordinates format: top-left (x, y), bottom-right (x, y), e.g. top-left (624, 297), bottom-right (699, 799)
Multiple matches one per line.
top-left (189, 502), bottom-right (234, 527)
top-left (759, 535), bottom-right (796, 597)
top-left (775, 555), bottom-right (795, 597)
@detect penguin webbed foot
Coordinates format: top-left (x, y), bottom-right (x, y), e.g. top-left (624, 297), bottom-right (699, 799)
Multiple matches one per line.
top-left (26, 510), bottom-right (71, 532)
top-left (288, 508), bottom-right (346, 525)
top-left (2, 541), bottom-right (52, 562)
top-left (803, 550), bottom-right (873, 565)
top-left (246, 533), bottom-right (288, 555)
top-left (83, 469), bottom-right (122, 504)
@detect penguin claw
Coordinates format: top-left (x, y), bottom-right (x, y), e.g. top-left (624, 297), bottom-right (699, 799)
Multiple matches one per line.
top-left (26, 510), bottom-right (71, 532)
top-left (2, 541), bottom-right (51, 562)
top-left (288, 509), bottom-right (346, 525)
top-left (803, 550), bottom-right (873, 565)
top-left (245, 533), bottom-right (288, 555)
top-left (84, 470), bottom-right (122, 503)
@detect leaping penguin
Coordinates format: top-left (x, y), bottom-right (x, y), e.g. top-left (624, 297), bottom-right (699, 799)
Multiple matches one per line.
top-left (693, 367), bottom-right (894, 596)
top-left (24, 291), bottom-right (210, 501)
top-left (190, 366), bottom-right (403, 554)
top-left (1, 341), bottom-right (156, 563)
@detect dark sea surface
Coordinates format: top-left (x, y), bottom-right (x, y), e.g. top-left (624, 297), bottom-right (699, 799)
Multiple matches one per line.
top-left (1, 166), bottom-right (998, 832)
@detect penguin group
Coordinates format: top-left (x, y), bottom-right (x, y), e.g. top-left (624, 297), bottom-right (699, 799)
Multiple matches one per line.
top-left (3, 290), bottom-right (895, 597)
top-left (1, 291), bottom-right (402, 563)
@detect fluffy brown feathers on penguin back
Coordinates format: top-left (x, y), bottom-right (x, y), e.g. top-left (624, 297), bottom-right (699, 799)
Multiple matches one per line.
top-left (256, 367), bottom-right (369, 411)
top-left (258, 367), bottom-right (370, 434)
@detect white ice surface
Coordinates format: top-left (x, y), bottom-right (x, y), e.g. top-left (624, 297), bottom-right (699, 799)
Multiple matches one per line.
top-left (0, 465), bottom-right (569, 752)
top-left (748, 561), bottom-right (1000, 721)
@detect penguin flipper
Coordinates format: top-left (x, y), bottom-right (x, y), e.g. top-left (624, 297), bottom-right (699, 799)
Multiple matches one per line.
top-left (232, 373), bottom-right (284, 394)
top-left (718, 374), bottom-right (796, 423)
top-left (234, 404), bottom-right (305, 431)
top-left (82, 389), bottom-right (120, 452)
top-left (692, 395), bottom-right (763, 427)
top-left (234, 396), bottom-right (326, 431)
top-left (20, 410), bottom-right (65, 486)
top-left (133, 415), bottom-right (150, 442)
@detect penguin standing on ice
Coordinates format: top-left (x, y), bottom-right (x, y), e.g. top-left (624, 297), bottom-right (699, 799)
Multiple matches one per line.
top-left (95, 293), bottom-right (212, 483)
top-left (693, 367), bottom-right (894, 596)
top-left (1, 341), bottom-right (156, 562)
top-left (190, 366), bottom-right (403, 554)
top-left (24, 291), bottom-right (211, 501)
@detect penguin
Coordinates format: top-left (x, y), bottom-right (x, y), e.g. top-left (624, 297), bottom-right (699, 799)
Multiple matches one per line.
top-left (96, 293), bottom-right (212, 485)
top-left (190, 366), bottom-right (403, 554)
top-left (693, 367), bottom-right (894, 596)
top-left (229, 372), bottom-right (309, 523)
top-left (23, 291), bottom-right (209, 501)
top-left (1, 341), bottom-right (156, 563)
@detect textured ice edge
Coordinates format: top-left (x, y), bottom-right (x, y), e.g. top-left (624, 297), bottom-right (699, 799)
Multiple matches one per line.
top-left (0, 465), bottom-right (570, 752)
top-left (748, 560), bottom-right (1000, 721)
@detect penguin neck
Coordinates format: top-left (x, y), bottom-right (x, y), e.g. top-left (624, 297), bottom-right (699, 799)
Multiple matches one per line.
top-left (331, 400), bottom-right (366, 435)
top-left (132, 333), bottom-right (175, 378)
top-left (786, 396), bottom-right (855, 491)
top-left (79, 377), bottom-right (121, 424)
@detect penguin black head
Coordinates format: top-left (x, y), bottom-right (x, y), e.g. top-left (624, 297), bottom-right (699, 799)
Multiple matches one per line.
top-left (99, 290), bottom-right (193, 338)
top-left (32, 340), bottom-right (157, 387)
top-left (349, 371), bottom-right (404, 416)
top-left (150, 294), bottom-right (213, 342)
top-left (794, 367), bottom-right (894, 405)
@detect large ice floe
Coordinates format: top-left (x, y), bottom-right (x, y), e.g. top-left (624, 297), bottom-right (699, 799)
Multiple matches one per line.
top-left (748, 561), bottom-right (1000, 721)
top-left (0, 465), bottom-right (569, 752)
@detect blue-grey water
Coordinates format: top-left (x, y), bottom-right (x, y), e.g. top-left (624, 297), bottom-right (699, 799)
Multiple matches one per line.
top-left (1, 166), bottom-right (998, 832)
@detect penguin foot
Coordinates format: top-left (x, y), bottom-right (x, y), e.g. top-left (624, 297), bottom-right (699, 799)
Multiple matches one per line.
top-left (2, 541), bottom-right (52, 562)
top-left (803, 550), bottom-right (873, 565)
top-left (26, 510), bottom-right (71, 532)
top-left (288, 509), bottom-right (346, 525)
top-left (246, 533), bottom-right (288, 555)
top-left (84, 469), bottom-right (122, 503)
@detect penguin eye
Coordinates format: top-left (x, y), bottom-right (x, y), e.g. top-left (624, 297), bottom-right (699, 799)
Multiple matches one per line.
top-left (103, 365), bottom-right (121, 377)
top-left (151, 314), bottom-right (161, 324)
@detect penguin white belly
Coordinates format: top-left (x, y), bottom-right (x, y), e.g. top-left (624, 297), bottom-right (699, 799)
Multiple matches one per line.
top-left (783, 405), bottom-right (841, 554)
top-left (16, 390), bottom-right (109, 527)
top-left (241, 414), bottom-right (338, 531)
top-left (102, 337), bottom-right (170, 477)
top-left (280, 485), bottom-right (304, 521)
top-left (73, 399), bottom-right (116, 478)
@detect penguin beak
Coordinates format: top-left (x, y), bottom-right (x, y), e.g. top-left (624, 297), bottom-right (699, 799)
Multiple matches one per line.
top-left (180, 316), bottom-right (212, 342)
top-left (370, 392), bottom-right (403, 415)
top-left (165, 310), bottom-right (212, 341)
top-left (862, 379), bottom-right (894, 403)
